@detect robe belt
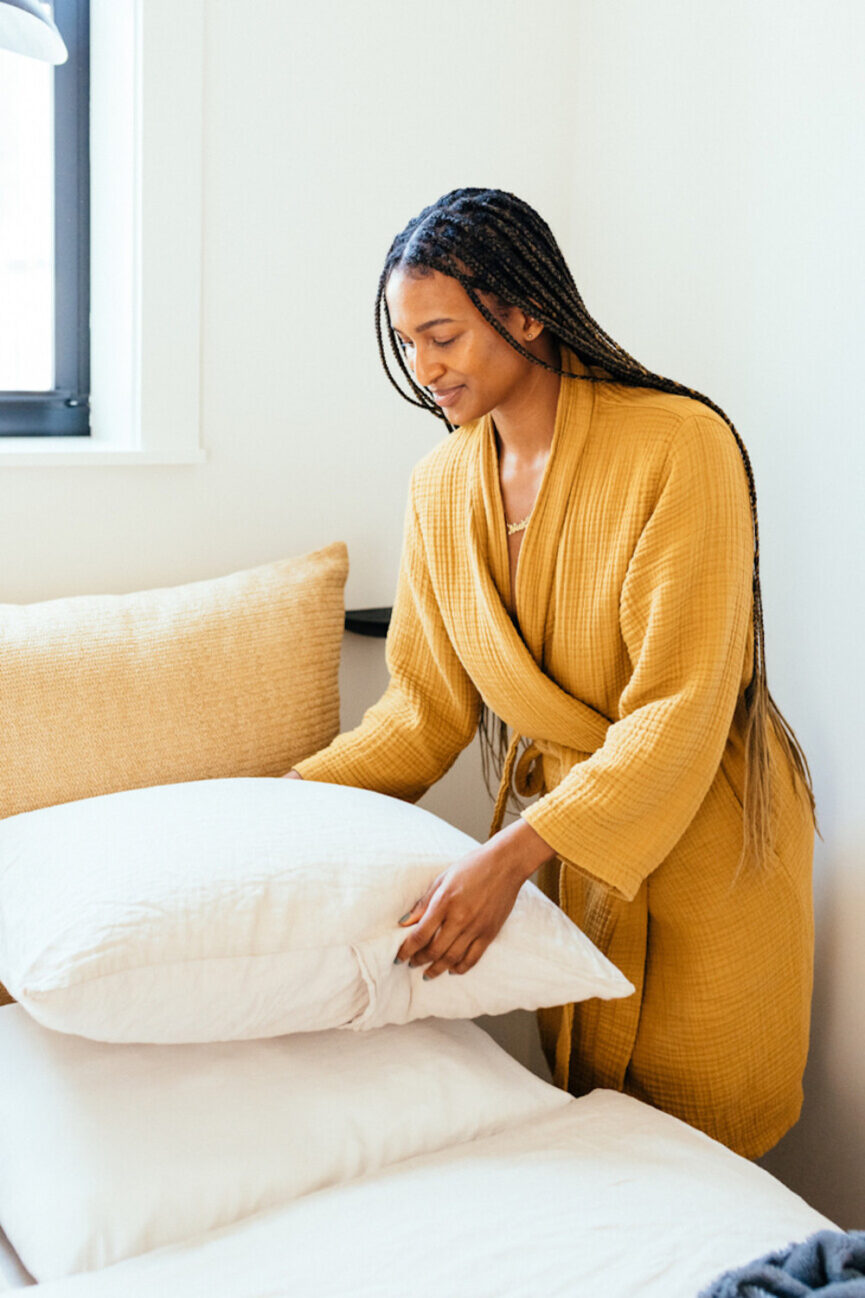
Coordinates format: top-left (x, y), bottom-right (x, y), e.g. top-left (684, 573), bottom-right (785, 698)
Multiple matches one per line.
top-left (488, 732), bottom-right (547, 839)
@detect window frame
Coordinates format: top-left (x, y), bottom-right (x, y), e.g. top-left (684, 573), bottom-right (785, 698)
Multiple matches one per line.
top-left (0, 0), bottom-right (91, 437)
top-left (0, 0), bottom-right (206, 466)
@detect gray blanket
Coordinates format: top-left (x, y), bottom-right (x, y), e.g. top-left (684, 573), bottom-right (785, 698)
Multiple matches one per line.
top-left (699, 1229), bottom-right (865, 1297)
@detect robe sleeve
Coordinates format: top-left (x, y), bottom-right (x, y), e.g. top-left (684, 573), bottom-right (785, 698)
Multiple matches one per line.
top-left (521, 414), bottom-right (754, 901)
top-left (292, 471), bottom-right (480, 800)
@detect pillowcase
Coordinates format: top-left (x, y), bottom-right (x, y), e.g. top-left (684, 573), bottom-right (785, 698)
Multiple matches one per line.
top-left (0, 543), bottom-right (347, 1007)
top-left (0, 778), bottom-right (634, 1043)
top-left (0, 1228), bottom-right (32, 1292)
top-left (0, 1004), bottom-right (572, 1281)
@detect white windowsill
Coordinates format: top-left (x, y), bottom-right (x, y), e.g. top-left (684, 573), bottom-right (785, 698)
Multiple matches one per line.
top-left (0, 0), bottom-right (207, 466)
top-left (0, 440), bottom-right (206, 466)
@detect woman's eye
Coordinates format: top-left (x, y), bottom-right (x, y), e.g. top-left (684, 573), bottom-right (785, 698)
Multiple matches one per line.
top-left (396, 336), bottom-right (456, 349)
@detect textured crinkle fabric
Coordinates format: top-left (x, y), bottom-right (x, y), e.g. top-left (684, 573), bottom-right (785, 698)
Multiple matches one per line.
top-left (698, 1228), bottom-right (865, 1296)
top-left (294, 346), bottom-right (816, 1159)
top-left (0, 543), bottom-right (348, 824)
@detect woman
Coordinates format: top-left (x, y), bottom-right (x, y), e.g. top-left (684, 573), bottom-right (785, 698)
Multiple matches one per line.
top-left (287, 188), bottom-right (819, 1160)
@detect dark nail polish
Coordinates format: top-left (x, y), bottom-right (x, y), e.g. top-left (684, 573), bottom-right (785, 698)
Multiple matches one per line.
top-left (398, 913), bottom-right (411, 924)
top-left (393, 956), bottom-right (401, 965)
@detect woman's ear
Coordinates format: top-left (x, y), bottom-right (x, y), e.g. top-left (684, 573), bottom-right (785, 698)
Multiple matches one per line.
top-left (478, 291), bottom-right (544, 346)
top-left (522, 313), bottom-right (544, 342)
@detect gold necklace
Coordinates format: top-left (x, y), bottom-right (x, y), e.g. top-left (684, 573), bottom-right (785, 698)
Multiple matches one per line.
top-left (506, 513), bottom-right (532, 536)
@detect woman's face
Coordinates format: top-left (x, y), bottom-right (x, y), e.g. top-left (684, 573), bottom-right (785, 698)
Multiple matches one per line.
top-left (385, 266), bottom-right (553, 425)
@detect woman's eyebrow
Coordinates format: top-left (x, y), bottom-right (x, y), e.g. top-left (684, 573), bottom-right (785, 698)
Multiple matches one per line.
top-left (394, 317), bottom-right (459, 335)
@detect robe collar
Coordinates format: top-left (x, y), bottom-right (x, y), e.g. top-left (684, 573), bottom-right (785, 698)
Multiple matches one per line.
top-left (477, 345), bottom-right (596, 659)
top-left (458, 346), bottom-right (611, 752)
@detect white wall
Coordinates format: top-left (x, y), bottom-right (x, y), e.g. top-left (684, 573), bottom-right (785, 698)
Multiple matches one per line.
top-left (1, 0), bottom-right (862, 1226)
top-left (563, 0), bottom-right (865, 1227)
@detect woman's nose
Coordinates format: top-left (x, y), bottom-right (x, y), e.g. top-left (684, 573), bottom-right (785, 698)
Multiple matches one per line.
top-left (412, 349), bottom-right (445, 389)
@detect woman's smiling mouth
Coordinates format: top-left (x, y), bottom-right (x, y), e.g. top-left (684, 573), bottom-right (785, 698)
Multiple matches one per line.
top-left (430, 385), bottom-right (464, 407)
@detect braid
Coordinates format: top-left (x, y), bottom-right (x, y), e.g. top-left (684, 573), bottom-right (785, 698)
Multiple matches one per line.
top-left (374, 187), bottom-right (820, 876)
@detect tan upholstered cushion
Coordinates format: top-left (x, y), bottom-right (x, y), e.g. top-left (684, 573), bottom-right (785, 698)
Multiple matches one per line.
top-left (0, 543), bottom-right (348, 1006)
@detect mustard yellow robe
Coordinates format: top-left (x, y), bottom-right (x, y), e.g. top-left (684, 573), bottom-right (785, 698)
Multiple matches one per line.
top-left (295, 347), bottom-right (815, 1159)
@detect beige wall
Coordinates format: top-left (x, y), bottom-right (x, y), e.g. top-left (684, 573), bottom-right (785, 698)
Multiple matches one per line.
top-left (1, 0), bottom-right (862, 1225)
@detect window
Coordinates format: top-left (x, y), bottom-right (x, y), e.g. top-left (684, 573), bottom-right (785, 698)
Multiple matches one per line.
top-left (0, 0), bottom-right (205, 466)
top-left (0, 0), bottom-right (90, 437)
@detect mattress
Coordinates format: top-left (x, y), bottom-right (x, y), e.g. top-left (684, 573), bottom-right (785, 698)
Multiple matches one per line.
top-left (0, 1231), bottom-right (34, 1292)
top-left (31, 1089), bottom-right (835, 1298)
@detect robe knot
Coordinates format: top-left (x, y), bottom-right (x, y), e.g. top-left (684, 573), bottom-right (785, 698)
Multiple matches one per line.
top-left (488, 735), bottom-right (546, 839)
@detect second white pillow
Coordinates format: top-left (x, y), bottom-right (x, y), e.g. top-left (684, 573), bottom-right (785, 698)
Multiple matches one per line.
top-left (0, 1006), bottom-right (572, 1280)
top-left (0, 778), bottom-right (634, 1043)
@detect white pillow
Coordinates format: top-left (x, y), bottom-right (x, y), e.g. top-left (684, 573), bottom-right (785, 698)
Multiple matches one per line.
top-left (0, 778), bottom-right (633, 1042)
top-left (0, 1228), bottom-right (32, 1292)
top-left (0, 1004), bottom-right (572, 1281)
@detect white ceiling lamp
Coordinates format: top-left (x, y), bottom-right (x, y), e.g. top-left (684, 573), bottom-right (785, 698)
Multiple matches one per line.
top-left (0, 0), bottom-right (67, 64)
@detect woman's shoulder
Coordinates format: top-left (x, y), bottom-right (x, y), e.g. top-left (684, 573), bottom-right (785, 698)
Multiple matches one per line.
top-left (594, 380), bottom-right (725, 432)
top-left (408, 422), bottom-right (480, 503)
top-left (592, 382), bottom-right (737, 467)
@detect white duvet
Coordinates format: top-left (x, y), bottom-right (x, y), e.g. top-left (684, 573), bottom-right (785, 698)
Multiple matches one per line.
top-left (31, 1090), bottom-right (835, 1298)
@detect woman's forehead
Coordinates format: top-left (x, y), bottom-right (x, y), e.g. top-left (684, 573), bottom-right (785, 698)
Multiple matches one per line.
top-left (385, 267), bottom-right (470, 331)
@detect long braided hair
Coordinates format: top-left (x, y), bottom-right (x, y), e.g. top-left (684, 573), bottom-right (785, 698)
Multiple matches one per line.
top-left (374, 186), bottom-right (820, 876)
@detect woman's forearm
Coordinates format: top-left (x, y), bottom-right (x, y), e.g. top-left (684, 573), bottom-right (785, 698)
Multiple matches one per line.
top-left (488, 815), bottom-right (558, 885)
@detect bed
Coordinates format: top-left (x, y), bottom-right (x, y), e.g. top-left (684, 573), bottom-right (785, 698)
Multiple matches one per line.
top-left (0, 547), bottom-right (837, 1297)
top-left (0, 1072), bottom-right (836, 1297)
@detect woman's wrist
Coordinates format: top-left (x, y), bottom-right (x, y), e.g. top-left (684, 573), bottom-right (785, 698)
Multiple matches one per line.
top-left (489, 815), bottom-right (557, 884)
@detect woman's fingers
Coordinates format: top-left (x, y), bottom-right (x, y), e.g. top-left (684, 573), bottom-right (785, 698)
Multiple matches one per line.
top-left (422, 931), bottom-right (477, 980)
top-left (415, 917), bottom-right (478, 978)
top-left (397, 879), bottom-right (439, 928)
top-left (448, 936), bottom-right (488, 976)
top-left (395, 882), bottom-right (445, 963)
top-left (397, 901), bottom-right (425, 926)
top-left (401, 905), bottom-right (487, 978)
top-left (393, 845), bottom-right (525, 979)
top-left (399, 910), bottom-right (456, 968)
top-left (397, 892), bottom-right (469, 968)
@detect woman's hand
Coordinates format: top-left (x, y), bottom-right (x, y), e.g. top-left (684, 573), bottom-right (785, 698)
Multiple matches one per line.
top-left (394, 819), bottom-right (556, 979)
top-left (282, 770), bottom-right (302, 779)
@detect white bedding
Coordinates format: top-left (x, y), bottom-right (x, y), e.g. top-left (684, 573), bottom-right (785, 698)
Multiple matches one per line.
top-left (0, 1009), bottom-right (570, 1280)
top-left (31, 1090), bottom-right (836, 1298)
top-left (0, 1231), bottom-right (33, 1292)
